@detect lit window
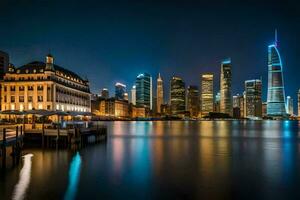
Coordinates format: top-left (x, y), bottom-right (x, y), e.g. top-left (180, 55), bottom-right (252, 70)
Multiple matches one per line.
top-left (38, 104), bottom-right (43, 109)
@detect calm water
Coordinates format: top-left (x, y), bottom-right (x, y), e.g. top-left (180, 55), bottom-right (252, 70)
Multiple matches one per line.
top-left (1, 121), bottom-right (300, 200)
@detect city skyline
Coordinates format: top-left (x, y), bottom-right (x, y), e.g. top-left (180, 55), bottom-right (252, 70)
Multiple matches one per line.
top-left (1, 0), bottom-right (300, 104)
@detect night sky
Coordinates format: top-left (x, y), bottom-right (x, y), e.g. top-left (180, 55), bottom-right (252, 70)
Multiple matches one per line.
top-left (1, 0), bottom-right (299, 106)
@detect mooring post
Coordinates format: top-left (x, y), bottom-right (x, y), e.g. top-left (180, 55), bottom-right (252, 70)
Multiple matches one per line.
top-left (42, 117), bottom-right (45, 148)
top-left (2, 128), bottom-right (7, 169)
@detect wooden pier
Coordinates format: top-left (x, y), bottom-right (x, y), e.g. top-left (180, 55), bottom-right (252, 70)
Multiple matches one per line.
top-left (23, 125), bottom-right (107, 149)
top-left (0, 123), bottom-right (107, 169)
top-left (0, 125), bottom-right (24, 169)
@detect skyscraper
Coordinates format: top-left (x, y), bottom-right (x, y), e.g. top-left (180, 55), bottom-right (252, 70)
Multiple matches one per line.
top-left (245, 79), bottom-right (262, 118)
top-left (131, 85), bottom-right (136, 105)
top-left (156, 73), bottom-right (164, 113)
top-left (170, 76), bottom-right (185, 115)
top-left (214, 92), bottom-right (220, 112)
top-left (232, 94), bottom-right (244, 118)
top-left (0, 50), bottom-right (9, 79)
top-left (220, 58), bottom-right (232, 116)
top-left (136, 73), bottom-right (152, 109)
top-left (200, 73), bottom-right (214, 117)
top-left (267, 30), bottom-right (287, 117)
top-left (298, 90), bottom-right (300, 117)
top-left (115, 82), bottom-right (126, 100)
top-left (286, 96), bottom-right (293, 116)
top-left (101, 88), bottom-right (109, 99)
top-left (187, 85), bottom-right (199, 118)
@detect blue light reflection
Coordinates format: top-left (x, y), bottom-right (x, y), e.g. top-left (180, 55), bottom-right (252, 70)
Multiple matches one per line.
top-left (64, 152), bottom-right (82, 200)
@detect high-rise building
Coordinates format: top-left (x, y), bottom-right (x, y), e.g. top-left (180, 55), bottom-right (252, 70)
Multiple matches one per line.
top-left (101, 88), bottom-right (109, 99)
top-left (156, 73), bottom-right (164, 113)
top-left (0, 50), bottom-right (9, 79)
top-left (187, 85), bottom-right (199, 118)
top-left (262, 102), bottom-right (268, 117)
top-left (136, 73), bottom-right (152, 109)
top-left (124, 92), bottom-right (129, 101)
top-left (131, 85), bottom-right (136, 105)
top-left (200, 73), bottom-right (214, 117)
top-left (245, 79), bottom-right (262, 118)
top-left (220, 58), bottom-right (232, 116)
top-left (115, 82), bottom-right (126, 100)
top-left (298, 90), bottom-right (300, 117)
top-left (214, 92), bottom-right (220, 112)
top-left (232, 94), bottom-right (244, 118)
top-left (267, 30), bottom-right (287, 117)
top-left (170, 76), bottom-right (185, 115)
top-left (286, 96), bottom-right (293, 116)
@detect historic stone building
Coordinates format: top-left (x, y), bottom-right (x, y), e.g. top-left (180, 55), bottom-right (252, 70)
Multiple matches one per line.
top-left (1, 54), bottom-right (91, 112)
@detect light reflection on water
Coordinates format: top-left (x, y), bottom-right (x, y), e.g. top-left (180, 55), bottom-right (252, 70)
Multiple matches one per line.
top-left (1, 121), bottom-right (300, 199)
top-left (12, 154), bottom-right (33, 200)
top-left (64, 152), bottom-right (81, 200)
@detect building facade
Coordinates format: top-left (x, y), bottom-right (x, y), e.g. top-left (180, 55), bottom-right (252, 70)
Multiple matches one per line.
top-left (98, 98), bottom-right (129, 118)
top-left (233, 94), bottom-right (244, 118)
top-left (115, 82), bottom-right (126, 100)
top-left (220, 59), bottom-right (232, 116)
top-left (131, 85), bottom-right (136, 105)
top-left (0, 50), bottom-right (9, 79)
top-left (245, 79), bottom-right (262, 118)
top-left (298, 90), bottom-right (300, 117)
top-left (170, 76), bottom-right (185, 116)
top-left (156, 73), bottom-right (164, 113)
top-left (1, 54), bottom-right (91, 112)
top-left (136, 73), bottom-right (152, 109)
top-left (286, 96), bottom-right (293, 116)
top-left (100, 88), bottom-right (109, 99)
top-left (200, 73), bottom-right (214, 117)
top-left (214, 92), bottom-right (220, 112)
top-left (267, 32), bottom-right (287, 117)
top-left (187, 85), bottom-right (199, 118)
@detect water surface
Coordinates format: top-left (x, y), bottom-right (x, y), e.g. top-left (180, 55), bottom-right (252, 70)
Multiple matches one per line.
top-left (1, 121), bottom-right (300, 199)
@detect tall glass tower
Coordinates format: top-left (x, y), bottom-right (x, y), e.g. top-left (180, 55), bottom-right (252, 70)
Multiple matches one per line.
top-left (267, 30), bottom-right (287, 117)
top-left (136, 73), bottom-right (152, 109)
top-left (220, 58), bottom-right (232, 116)
top-left (170, 76), bottom-right (186, 115)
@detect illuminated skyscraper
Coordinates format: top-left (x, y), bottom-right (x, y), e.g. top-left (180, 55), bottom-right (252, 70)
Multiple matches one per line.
top-left (131, 85), bottom-right (136, 105)
top-left (115, 82), bottom-right (126, 100)
top-left (220, 58), bottom-right (232, 116)
top-left (100, 88), bottom-right (109, 99)
top-left (267, 30), bottom-right (287, 117)
top-left (187, 85), bottom-right (199, 118)
top-left (136, 73), bottom-right (152, 109)
top-left (200, 73), bottom-right (214, 117)
top-left (298, 90), bottom-right (300, 116)
top-left (286, 96), bottom-right (293, 116)
top-left (156, 73), bottom-right (164, 113)
top-left (170, 76), bottom-right (185, 115)
top-left (233, 94), bottom-right (244, 118)
top-left (214, 92), bottom-right (220, 112)
top-left (245, 79), bottom-right (262, 118)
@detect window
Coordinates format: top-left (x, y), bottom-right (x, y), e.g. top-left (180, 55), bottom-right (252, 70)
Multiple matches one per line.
top-left (37, 85), bottom-right (43, 91)
top-left (10, 86), bottom-right (15, 91)
top-left (28, 86), bottom-right (34, 91)
top-left (19, 96), bottom-right (24, 102)
top-left (19, 86), bottom-right (25, 91)
top-left (28, 96), bottom-right (33, 102)
top-left (4, 86), bottom-right (7, 92)
top-left (38, 96), bottom-right (43, 102)
top-left (4, 96), bottom-right (7, 103)
top-left (11, 96), bottom-right (15, 103)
